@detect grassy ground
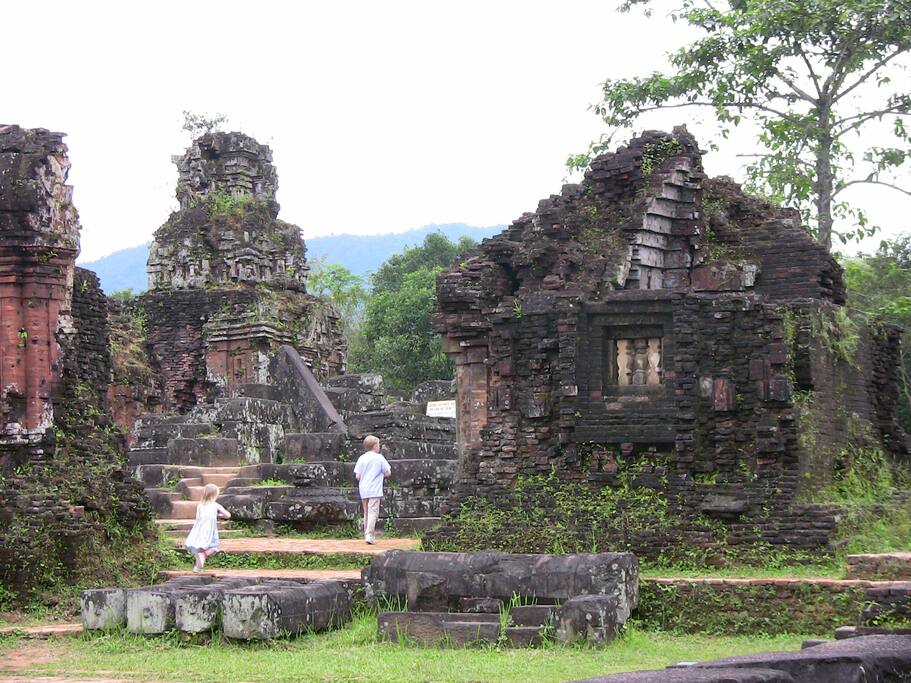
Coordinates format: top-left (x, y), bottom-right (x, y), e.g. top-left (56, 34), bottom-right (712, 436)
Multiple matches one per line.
top-left (639, 562), bottom-right (844, 580)
top-left (0, 615), bottom-right (814, 683)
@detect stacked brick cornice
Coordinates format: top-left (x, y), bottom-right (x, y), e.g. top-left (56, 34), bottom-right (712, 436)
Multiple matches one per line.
top-left (432, 127), bottom-right (905, 557)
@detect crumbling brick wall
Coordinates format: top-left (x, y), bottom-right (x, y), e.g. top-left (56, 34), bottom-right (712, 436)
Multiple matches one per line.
top-left (430, 127), bottom-right (906, 558)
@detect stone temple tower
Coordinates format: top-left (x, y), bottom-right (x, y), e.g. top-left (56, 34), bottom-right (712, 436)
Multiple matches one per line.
top-left (136, 132), bottom-right (345, 412)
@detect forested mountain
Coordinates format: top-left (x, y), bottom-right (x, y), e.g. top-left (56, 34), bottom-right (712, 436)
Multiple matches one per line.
top-left (78, 223), bottom-right (504, 294)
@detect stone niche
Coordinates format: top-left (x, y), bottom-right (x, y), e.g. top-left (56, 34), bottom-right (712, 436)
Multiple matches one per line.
top-left (116, 132), bottom-right (346, 417)
top-left (431, 126), bottom-right (908, 557)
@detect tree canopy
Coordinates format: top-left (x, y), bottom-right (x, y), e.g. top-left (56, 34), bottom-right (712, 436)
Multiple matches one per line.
top-left (349, 232), bottom-right (475, 390)
top-left (572, 0), bottom-right (911, 249)
top-left (843, 235), bottom-right (911, 431)
top-left (307, 259), bottom-right (368, 338)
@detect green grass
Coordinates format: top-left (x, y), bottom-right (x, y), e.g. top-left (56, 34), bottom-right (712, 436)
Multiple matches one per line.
top-left (0, 616), bottom-right (814, 683)
top-left (640, 563), bottom-right (844, 580)
top-left (199, 552), bottom-right (369, 571)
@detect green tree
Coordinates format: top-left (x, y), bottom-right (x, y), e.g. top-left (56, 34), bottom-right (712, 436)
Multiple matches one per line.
top-left (307, 258), bottom-right (368, 337)
top-left (572, 0), bottom-right (911, 249)
top-left (843, 235), bottom-right (911, 431)
top-left (351, 233), bottom-right (476, 389)
top-left (371, 232), bottom-right (476, 293)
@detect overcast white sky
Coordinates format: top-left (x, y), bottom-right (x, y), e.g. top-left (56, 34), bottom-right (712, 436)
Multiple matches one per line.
top-left (4, 0), bottom-right (909, 262)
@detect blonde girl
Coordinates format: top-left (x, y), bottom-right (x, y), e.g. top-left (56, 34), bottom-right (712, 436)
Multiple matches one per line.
top-left (184, 484), bottom-right (231, 572)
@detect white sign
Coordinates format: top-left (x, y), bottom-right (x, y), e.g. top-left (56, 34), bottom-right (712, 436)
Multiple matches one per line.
top-left (426, 400), bottom-right (457, 418)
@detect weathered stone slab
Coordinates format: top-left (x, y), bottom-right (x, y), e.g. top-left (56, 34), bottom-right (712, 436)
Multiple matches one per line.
top-left (166, 438), bottom-right (238, 467)
top-left (346, 412), bottom-right (455, 442)
top-left (81, 588), bottom-right (126, 630)
top-left (363, 550), bottom-right (638, 617)
top-left (266, 492), bottom-right (359, 523)
top-left (459, 597), bottom-right (503, 614)
top-left (125, 579), bottom-right (213, 634)
top-left (441, 620), bottom-right (500, 646)
top-left (680, 634), bottom-right (911, 682)
top-left (378, 611), bottom-right (499, 644)
top-left (570, 668), bottom-right (795, 683)
top-left (554, 594), bottom-right (622, 644)
top-left (173, 578), bottom-right (260, 633)
top-left (510, 604), bottom-right (556, 627)
top-left (411, 380), bottom-right (454, 404)
top-left (505, 625), bottom-right (545, 647)
top-left (222, 580), bottom-right (351, 640)
top-left (283, 432), bottom-right (348, 463)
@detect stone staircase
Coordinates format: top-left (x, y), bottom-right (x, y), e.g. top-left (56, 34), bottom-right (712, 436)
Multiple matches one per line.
top-left (129, 372), bottom-right (457, 536)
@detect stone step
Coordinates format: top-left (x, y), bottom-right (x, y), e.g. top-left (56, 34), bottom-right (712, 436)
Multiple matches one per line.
top-left (202, 472), bottom-right (236, 487)
top-left (214, 396), bottom-right (294, 422)
top-left (169, 500), bottom-right (201, 518)
top-left (145, 489), bottom-right (182, 517)
top-left (378, 611), bottom-right (500, 645)
top-left (505, 625), bottom-right (545, 647)
top-left (283, 432), bottom-right (349, 463)
top-left (235, 459), bottom-right (456, 489)
top-left (226, 477), bottom-right (260, 488)
top-left (135, 413), bottom-right (187, 427)
top-left (183, 485), bottom-right (206, 501)
top-left (345, 411), bottom-right (455, 442)
top-left (133, 464), bottom-right (241, 488)
top-left (128, 448), bottom-right (170, 467)
top-left (167, 438), bottom-right (241, 467)
top-left (232, 383), bottom-right (282, 401)
top-left (135, 422), bottom-right (214, 448)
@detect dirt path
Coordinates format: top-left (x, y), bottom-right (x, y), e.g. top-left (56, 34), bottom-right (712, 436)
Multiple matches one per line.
top-left (1, 642), bottom-right (59, 672)
top-left (176, 536), bottom-right (419, 556)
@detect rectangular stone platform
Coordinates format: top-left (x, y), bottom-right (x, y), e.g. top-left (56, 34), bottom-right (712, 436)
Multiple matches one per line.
top-left (222, 580), bottom-right (351, 640)
top-left (378, 611), bottom-right (500, 645)
top-left (362, 550), bottom-right (638, 615)
top-left (85, 577), bottom-right (352, 640)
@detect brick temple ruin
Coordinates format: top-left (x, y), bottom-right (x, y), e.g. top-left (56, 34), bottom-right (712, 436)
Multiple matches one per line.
top-left (432, 127), bottom-right (908, 557)
top-left (109, 131), bottom-right (346, 430)
top-left (0, 125), bottom-right (150, 595)
top-left (112, 132), bottom-right (457, 536)
top-left (0, 125), bottom-right (456, 599)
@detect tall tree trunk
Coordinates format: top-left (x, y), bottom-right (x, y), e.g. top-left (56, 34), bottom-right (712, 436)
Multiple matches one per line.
top-left (814, 108), bottom-right (835, 251)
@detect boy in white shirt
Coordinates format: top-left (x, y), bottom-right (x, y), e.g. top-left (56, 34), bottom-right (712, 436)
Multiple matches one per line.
top-left (353, 434), bottom-right (392, 544)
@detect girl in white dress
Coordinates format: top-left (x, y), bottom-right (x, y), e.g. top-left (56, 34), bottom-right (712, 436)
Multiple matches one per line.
top-left (184, 484), bottom-right (231, 572)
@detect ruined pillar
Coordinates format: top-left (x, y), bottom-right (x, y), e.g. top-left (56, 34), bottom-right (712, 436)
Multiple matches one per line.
top-left (0, 125), bottom-right (80, 444)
